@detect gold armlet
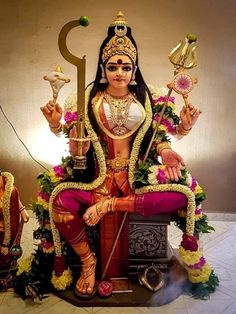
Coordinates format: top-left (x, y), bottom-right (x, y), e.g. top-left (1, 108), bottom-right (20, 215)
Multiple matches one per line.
top-left (176, 123), bottom-right (192, 136)
top-left (156, 141), bottom-right (171, 155)
top-left (49, 123), bottom-right (62, 134)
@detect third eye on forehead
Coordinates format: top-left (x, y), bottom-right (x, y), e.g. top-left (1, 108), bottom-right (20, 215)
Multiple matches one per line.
top-left (106, 60), bottom-right (132, 66)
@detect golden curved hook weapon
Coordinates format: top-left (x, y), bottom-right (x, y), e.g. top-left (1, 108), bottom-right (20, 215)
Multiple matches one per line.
top-left (58, 18), bottom-right (89, 169)
top-left (143, 34), bottom-right (198, 162)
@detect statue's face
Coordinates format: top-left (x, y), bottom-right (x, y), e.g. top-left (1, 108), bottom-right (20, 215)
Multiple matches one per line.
top-left (105, 54), bottom-right (133, 90)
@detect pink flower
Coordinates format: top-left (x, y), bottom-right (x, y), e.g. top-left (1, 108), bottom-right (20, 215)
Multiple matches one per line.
top-left (181, 234), bottom-right (198, 252)
top-left (38, 190), bottom-right (50, 202)
top-left (161, 119), bottom-right (175, 132)
top-left (157, 168), bottom-right (167, 184)
top-left (64, 111), bottom-right (77, 124)
top-left (154, 114), bottom-right (175, 132)
top-left (41, 239), bottom-right (54, 253)
top-left (195, 206), bottom-right (202, 215)
top-left (155, 96), bottom-right (175, 104)
top-left (41, 239), bottom-right (53, 250)
top-left (190, 176), bottom-right (197, 192)
top-left (53, 165), bottom-right (65, 178)
top-left (190, 256), bottom-right (206, 269)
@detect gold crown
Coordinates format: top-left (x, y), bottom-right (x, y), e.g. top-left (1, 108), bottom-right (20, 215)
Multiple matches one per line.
top-left (110, 11), bottom-right (128, 26)
top-left (102, 12), bottom-right (137, 64)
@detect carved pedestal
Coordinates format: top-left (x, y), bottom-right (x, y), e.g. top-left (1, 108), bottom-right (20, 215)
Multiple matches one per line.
top-left (128, 214), bottom-right (175, 277)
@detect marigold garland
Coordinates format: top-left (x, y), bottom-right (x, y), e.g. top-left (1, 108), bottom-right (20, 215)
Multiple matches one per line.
top-left (132, 93), bottom-right (218, 296)
top-left (188, 263), bottom-right (212, 283)
top-left (128, 92), bottom-right (153, 188)
top-left (179, 246), bottom-right (202, 265)
top-left (17, 256), bottom-right (33, 276)
top-left (36, 196), bottom-right (49, 210)
top-left (51, 268), bottom-right (73, 290)
top-left (49, 84), bottom-right (107, 259)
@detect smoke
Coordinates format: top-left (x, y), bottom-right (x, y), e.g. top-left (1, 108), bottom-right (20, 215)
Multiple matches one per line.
top-left (148, 257), bottom-right (190, 306)
top-left (149, 276), bottom-right (188, 306)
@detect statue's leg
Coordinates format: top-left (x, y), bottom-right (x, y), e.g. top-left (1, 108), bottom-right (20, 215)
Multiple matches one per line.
top-left (84, 191), bottom-right (187, 225)
top-left (52, 189), bottom-right (97, 297)
top-left (112, 191), bottom-right (187, 216)
top-left (133, 192), bottom-right (187, 217)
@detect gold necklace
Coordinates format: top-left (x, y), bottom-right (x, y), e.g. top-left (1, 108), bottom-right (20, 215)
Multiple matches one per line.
top-left (104, 92), bottom-right (133, 135)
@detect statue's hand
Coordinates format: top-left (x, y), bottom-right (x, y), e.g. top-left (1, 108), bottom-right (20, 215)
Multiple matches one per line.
top-left (40, 101), bottom-right (63, 127)
top-left (69, 126), bottom-right (90, 157)
top-left (160, 149), bottom-right (185, 181)
top-left (180, 103), bottom-right (201, 130)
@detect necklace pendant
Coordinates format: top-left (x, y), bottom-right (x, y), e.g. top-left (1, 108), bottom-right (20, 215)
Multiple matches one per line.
top-left (113, 125), bottom-right (127, 135)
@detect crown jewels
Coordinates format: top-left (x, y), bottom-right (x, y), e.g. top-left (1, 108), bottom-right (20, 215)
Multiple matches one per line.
top-left (102, 12), bottom-right (137, 64)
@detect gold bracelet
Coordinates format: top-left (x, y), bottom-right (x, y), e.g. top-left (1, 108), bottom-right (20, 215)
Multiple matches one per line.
top-left (176, 123), bottom-right (192, 136)
top-left (156, 141), bottom-right (171, 155)
top-left (107, 197), bottom-right (116, 212)
top-left (49, 123), bottom-right (62, 134)
top-left (19, 206), bottom-right (25, 212)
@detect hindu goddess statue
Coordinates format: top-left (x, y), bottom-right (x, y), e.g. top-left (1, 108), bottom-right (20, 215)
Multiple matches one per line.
top-left (36, 12), bottom-right (217, 300)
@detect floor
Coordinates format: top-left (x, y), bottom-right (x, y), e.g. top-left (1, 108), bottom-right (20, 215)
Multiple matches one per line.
top-left (1, 214), bottom-right (236, 314)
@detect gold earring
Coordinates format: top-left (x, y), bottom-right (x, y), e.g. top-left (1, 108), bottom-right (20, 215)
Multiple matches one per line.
top-left (129, 66), bottom-right (137, 85)
top-left (99, 64), bottom-right (108, 84)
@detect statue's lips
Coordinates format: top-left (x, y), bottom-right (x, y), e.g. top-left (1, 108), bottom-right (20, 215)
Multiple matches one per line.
top-left (114, 78), bottom-right (125, 82)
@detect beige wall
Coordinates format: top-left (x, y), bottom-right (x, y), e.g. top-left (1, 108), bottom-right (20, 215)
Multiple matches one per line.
top-left (0, 0), bottom-right (235, 212)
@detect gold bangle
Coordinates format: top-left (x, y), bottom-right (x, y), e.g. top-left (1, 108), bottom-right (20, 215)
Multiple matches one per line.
top-left (176, 123), bottom-right (192, 136)
top-left (49, 123), bottom-right (62, 134)
top-left (156, 141), bottom-right (171, 155)
top-left (181, 124), bottom-right (192, 131)
top-left (19, 206), bottom-right (25, 212)
top-left (108, 197), bottom-right (116, 212)
top-left (95, 198), bottom-right (106, 218)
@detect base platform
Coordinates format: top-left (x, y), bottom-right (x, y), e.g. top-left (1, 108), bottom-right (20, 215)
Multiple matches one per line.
top-left (55, 276), bottom-right (187, 307)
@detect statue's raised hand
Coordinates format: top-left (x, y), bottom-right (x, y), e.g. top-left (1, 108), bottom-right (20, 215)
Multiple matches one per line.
top-left (40, 100), bottom-right (63, 127)
top-left (180, 103), bottom-right (201, 130)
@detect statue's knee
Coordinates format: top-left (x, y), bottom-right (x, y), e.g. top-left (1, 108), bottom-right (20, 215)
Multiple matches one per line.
top-left (52, 205), bottom-right (76, 224)
top-left (53, 190), bottom-right (82, 216)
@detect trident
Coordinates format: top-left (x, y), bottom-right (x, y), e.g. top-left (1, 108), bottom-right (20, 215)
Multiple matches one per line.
top-left (143, 33), bottom-right (198, 162)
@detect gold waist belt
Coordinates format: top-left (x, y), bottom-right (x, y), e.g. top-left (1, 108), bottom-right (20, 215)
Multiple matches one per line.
top-left (106, 157), bottom-right (129, 171)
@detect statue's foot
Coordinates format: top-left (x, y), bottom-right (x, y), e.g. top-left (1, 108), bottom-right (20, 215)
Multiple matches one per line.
top-left (83, 197), bottom-right (111, 226)
top-left (75, 253), bottom-right (97, 299)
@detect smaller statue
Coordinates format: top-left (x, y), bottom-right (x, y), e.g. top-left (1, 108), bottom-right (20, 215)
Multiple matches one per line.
top-left (0, 170), bottom-right (29, 290)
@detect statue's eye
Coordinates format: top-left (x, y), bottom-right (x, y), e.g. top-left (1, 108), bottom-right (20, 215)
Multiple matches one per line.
top-left (106, 66), bottom-right (117, 72)
top-left (122, 66), bottom-right (132, 72)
